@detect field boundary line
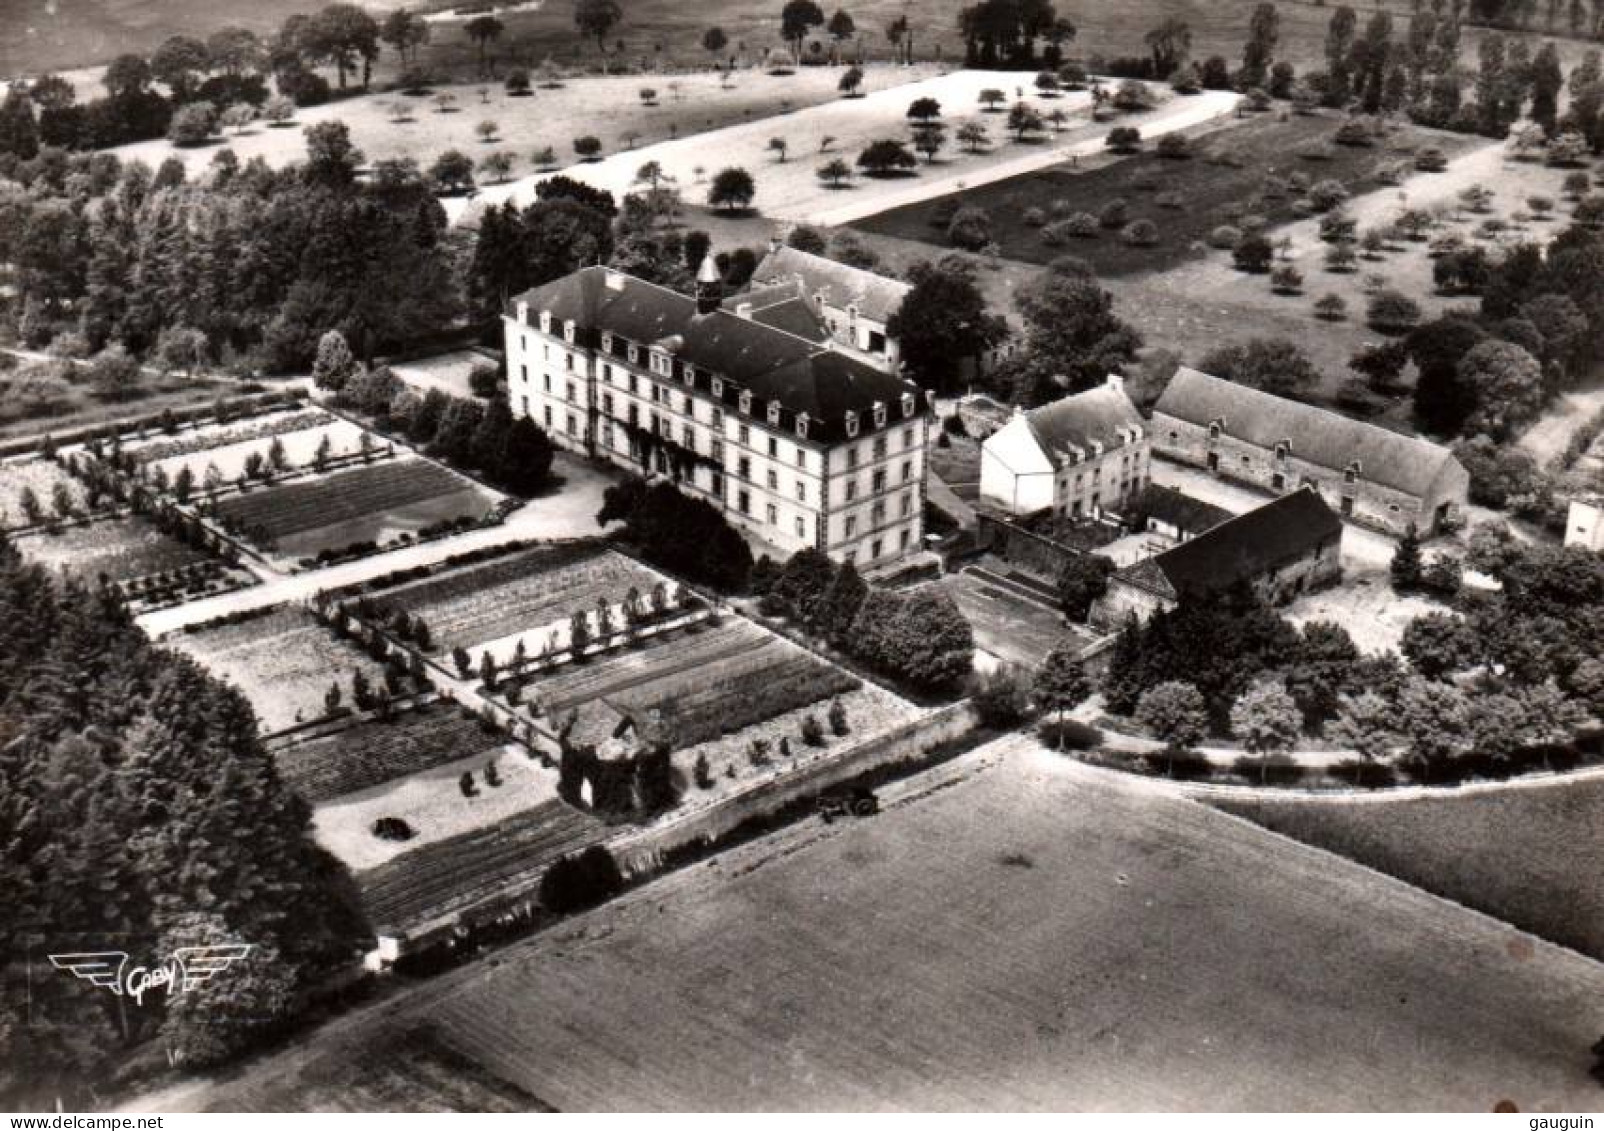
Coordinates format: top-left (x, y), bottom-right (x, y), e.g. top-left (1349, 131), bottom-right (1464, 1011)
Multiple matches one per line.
top-left (1195, 792), bottom-right (1604, 974)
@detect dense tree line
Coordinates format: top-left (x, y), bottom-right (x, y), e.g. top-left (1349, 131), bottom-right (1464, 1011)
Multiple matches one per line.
top-left (759, 547), bottom-right (975, 694)
top-left (988, 256), bottom-right (1142, 407)
top-left (956, 0), bottom-right (1077, 69)
top-left (1, 123), bottom-right (459, 374)
top-left (598, 475), bottom-right (755, 592)
top-left (0, 535), bottom-right (368, 1108)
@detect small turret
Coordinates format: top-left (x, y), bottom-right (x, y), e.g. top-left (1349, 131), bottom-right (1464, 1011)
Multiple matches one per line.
top-left (695, 254), bottom-right (723, 315)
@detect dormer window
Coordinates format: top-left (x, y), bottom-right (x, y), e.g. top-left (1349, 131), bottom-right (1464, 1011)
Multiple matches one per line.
top-left (796, 413), bottom-right (810, 439)
top-left (873, 401), bottom-right (887, 428)
top-left (845, 410), bottom-right (860, 438)
top-left (1208, 420), bottom-right (1223, 441)
top-left (767, 401), bottom-right (781, 426)
top-left (539, 310), bottom-right (552, 333)
top-left (563, 320), bottom-right (576, 344)
top-left (627, 344), bottom-right (639, 365)
top-left (711, 377), bottom-right (724, 398)
top-left (516, 302), bottom-right (530, 324)
top-left (901, 392), bottom-right (915, 417)
top-left (601, 332), bottom-right (613, 352)
top-left (1275, 441), bottom-right (1290, 461)
top-left (651, 351), bottom-right (671, 377)
top-left (1344, 461), bottom-right (1361, 484)
top-left (683, 364), bottom-right (695, 385)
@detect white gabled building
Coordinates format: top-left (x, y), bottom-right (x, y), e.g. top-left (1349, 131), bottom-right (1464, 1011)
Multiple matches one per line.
top-left (504, 260), bottom-right (934, 571)
top-left (979, 376), bottom-right (1150, 518)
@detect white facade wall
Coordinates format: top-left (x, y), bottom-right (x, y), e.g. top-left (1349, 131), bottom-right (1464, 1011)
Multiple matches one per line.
top-left (505, 308), bottom-right (926, 570)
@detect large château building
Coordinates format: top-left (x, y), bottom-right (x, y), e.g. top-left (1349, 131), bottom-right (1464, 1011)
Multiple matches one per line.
top-left (505, 260), bottom-right (934, 570)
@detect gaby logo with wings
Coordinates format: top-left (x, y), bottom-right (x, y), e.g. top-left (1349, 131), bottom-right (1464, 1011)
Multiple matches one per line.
top-left (47, 946), bottom-right (253, 1006)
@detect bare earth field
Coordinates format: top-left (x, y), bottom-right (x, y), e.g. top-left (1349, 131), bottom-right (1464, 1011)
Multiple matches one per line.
top-left (166, 738), bottom-right (1604, 1112)
top-left (14, 514), bottom-right (209, 582)
top-left (1214, 775), bottom-right (1604, 964)
top-left (0, 356), bottom-right (242, 445)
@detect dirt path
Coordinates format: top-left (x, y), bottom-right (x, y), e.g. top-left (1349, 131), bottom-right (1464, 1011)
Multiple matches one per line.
top-left (1517, 382), bottom-right (1604, 465)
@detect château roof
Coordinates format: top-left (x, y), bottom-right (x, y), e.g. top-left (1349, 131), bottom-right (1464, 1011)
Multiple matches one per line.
top-left (1154, 367), bottom-right (1463, 498)
top-left (750, 245), bottom-right (912, 324)
top-left (511, 266), bottom-right (926, 444)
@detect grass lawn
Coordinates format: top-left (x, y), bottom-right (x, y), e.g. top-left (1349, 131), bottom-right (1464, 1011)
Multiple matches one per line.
top-left (1213, 776), bottom-right (1604, 963)
top-left (145, 418), bottom-right (373, 485)
top-left (851, 110), bottom-right (1482, 276)
top-left (181, 739), bottom-right (1604, 1111)
top-left (14, 514), bottom-right (209, 582)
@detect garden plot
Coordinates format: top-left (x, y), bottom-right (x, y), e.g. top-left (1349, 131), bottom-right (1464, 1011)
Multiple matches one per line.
top-left (270, 701), bottom-right (512, 805)
top-left (211, 456), bottom-right (501, 559)
top-left (356, 798), bottom-right (608, 937)
top-left (122, 407), bottom-right (330, 466)
top-left (166, 606), bottom-right (389, 734)
top-left (0, 458), bottom-right (88, 530)
top-left (374, 543), bottom-right (662, 652)
top-left (312, 744), bottom-right (550, 873)
top-left (15, 514), bottom-right (210, 583)
top-left (144, 418), bottom-right (375, 485)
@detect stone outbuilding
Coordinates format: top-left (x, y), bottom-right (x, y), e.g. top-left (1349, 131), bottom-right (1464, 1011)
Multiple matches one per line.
top-left (1151, 367), bottom-right (1468, 537)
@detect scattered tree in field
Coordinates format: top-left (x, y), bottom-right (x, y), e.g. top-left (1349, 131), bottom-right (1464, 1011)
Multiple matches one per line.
top-left (781, 0), bottom-right (826, 63)
top-left (957, 119), bottom-right (989, 152)
top-left (381, 8), bottom-right (431, 65)
top-left (707, 166), bottom-right (756, 211)
top-left (168, 101), bottom-right (218, 146)
top-left (429, 148), bottom-right (475, 194)
top-left (979, 88), bottom-right (1006, 111)
top-left (857, 137), bottom-right (916, 176)
top-left (1200, 338), bottom-right (1319, 399)
top-left (1007, 102), bottom-right (1045, 140)
top-left (1136, 681), bottom-right (1209, 776)
top-left (1230, 680), bottom-right (1300, 784)
top-left (1367, 287), bottom-right (1423, 333)
top-left (573, 135), bottom-right (602, 160)
top-left (817, 157), bottom-right (852, 187)
top-left (574, 0), bottom-right (623, 56)
top-left (1106, 126), bottom-right (1142, 153)
top-left (475, 118), bottom-right (500, 143)
top-left (464, 14), bottom-right (505, 76)
top-left (1034, 646), bottom-right (1091, 748)
top-left (703, 26), bottom-right (728, 58)
top-left (767, 136), bottom-right (789, 162)
top-left (839, 65), bottom-right (864, 96)
top-left (1313, 293), bottom-right (1348, 321)
top-left (479, 151), bottom-right (514, 183)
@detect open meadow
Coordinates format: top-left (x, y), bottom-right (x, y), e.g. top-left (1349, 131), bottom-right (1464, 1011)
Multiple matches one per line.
top-left (177, 737), bottom-right (1604, 1112)
top-left (1214, 775), bottom-right (1604, 963)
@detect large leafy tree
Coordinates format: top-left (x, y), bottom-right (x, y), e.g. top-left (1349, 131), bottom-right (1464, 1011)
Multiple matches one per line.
top-left (1003, 260), bottom-right (1142, 405)
top-left (782, 0), bottom-right (826, 61)
top-left (1135, 680), bottom-right (1208, 774)
top-left (1229, 680), bottom-right (1302, 783)
top-left (575, 0), bottom-right (624, 54)
top-left (303, 3), bottom-right (382, 89)
top-left (1034, 644), bottom-right (1091, 745)
top-left (380, 9), bottom-right (431, 66)
top-left (851, 588), bottom-right (975, 693)
top-left (886, 255), bottom-right (1008, 394)
top-left (1199, 338), bottom-right (1321, 400)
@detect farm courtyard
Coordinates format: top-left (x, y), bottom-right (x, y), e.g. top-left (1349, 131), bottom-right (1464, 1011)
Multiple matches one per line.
top-left (167, 737), bottom-right (1604, 1113)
